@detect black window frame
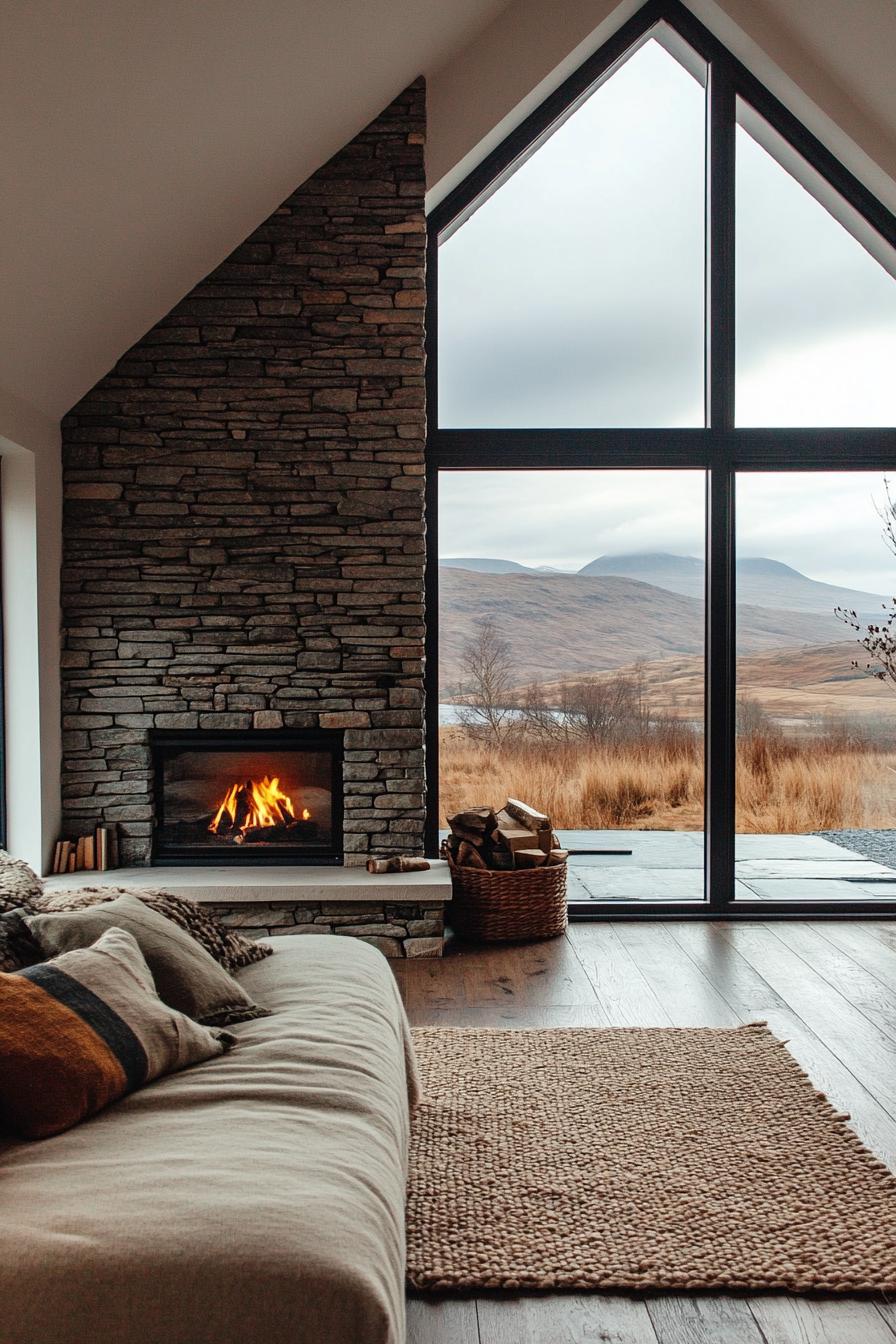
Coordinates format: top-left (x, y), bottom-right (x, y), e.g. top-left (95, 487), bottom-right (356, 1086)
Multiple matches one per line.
top-left (424, 0), bottom-right (896, 918)
top-left (0, 460), bottom-right (6, 853)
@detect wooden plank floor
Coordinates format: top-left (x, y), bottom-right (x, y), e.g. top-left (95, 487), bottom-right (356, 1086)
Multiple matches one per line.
top-left (396, 920), bottom-right (896, 1344)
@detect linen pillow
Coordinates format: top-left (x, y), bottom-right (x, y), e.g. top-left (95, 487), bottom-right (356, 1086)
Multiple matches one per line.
top-left (33, 886), bottom-right (271, 971)
top-left (0, 851), bottom-right (43, 913)
top-left (0, 910), bottom-right (43, 973)
top-left (26, 894), bottom-right (270, 1027)
top-left (0, 927), bottom-right (234, 1140)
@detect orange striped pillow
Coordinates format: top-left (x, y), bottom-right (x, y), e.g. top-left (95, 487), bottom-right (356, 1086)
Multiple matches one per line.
top-left (0, 927), bottom-right (234, 1139)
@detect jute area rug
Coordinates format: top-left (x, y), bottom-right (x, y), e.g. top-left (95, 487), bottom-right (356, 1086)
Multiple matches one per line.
top-left (406, 1025), bottom-right (896, 1295)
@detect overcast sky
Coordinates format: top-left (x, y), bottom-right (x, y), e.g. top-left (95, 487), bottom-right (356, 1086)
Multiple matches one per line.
top-left (437, 37), bottom-right (896, 595)
top-left (439, 469), bottom-right (896, 594)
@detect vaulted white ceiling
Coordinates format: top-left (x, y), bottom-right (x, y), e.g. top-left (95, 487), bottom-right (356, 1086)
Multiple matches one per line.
top-left (2, 0), bottom-right (895, 443)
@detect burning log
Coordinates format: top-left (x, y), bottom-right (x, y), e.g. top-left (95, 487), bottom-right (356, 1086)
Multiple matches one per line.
top-left (209, 775), bottom-right (312, 844)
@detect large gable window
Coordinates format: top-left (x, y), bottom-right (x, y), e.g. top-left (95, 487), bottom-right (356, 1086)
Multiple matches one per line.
top-left (426, 0), bottom-right (896, 917)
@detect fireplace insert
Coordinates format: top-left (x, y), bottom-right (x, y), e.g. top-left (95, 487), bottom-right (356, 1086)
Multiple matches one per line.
top-left (150, 729), bottom-right (343, 865)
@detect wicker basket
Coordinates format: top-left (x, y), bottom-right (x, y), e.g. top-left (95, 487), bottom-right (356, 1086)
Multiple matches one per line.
top-left (442, 844), bottom-right (568, 942)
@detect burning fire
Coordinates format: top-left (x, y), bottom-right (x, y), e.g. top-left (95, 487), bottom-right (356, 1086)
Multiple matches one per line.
top-left (209, 775), bottom-right (311, 838)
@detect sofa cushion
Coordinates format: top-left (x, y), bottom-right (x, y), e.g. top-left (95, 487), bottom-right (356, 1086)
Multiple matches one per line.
top-left (33, 885), bottom-right (272, 971)
top-left (26, 893), bottom-right (270, 1026)
top-left (0, 935), bottom-right (416, 1344)
top-left (0, 851), bottom-right (43, 912)
top-left (0, 927), bottom-right (234, 1139)
top-left (0, 909), bottom-right (43, 973)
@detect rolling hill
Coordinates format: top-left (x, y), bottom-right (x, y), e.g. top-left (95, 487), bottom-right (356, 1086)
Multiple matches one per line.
top-left (579, 551), bottom-right (888, 618)
top-left (439, 556), bottom-right (537, 575)
top-left (532, 642), bottom-right (896, 727)
top-left (438, 566), bottom-right (853, 692)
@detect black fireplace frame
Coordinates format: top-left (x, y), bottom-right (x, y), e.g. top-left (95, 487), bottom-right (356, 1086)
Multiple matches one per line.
top-left (150, 727), bottom-right (344, 866)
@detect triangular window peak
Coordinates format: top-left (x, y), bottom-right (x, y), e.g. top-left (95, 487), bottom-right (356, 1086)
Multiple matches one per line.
top-left (736, 102), bottom-right (896, 427)
top-left (432, 2), bottom-right (896, 432)
top-left (438, 32), bottom-right (707, 429)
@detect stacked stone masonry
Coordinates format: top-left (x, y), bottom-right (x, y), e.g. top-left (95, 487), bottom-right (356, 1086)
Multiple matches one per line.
top-left (205, 901), bottom-right (444, 959)
top-left (60, 81), bottom-right (427, 868)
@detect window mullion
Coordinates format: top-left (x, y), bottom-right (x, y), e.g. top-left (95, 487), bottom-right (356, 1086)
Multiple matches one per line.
top-left (705, 57), bottom-right (737, 907)
top-left (706, 57), bottom-right (736, 429)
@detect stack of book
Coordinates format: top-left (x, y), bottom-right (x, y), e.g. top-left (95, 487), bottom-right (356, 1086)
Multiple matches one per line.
top-left (51, 824), bottom-right (118, 874)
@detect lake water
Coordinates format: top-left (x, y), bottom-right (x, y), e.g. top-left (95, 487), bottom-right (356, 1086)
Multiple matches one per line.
top-left (439, 702), bottom-right (471, 725)
top-left (439, 703), bottom-right (707, 733)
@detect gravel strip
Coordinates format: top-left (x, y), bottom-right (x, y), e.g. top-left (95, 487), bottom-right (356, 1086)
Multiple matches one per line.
top-left (814, 828), bottom-right (896, 867)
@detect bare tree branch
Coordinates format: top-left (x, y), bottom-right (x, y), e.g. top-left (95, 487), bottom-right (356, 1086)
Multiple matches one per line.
top-left (456, 618), bottom-right (515, 741)
top-left (837, 476), bottom-right (896, 692)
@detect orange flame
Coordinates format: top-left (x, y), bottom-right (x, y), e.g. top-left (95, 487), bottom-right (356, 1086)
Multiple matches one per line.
top-left (209, 775), bottom-right (302, 835)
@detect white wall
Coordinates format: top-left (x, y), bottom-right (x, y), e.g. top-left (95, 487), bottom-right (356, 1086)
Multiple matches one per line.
top-left (1, 400), bottom-right (62, 874)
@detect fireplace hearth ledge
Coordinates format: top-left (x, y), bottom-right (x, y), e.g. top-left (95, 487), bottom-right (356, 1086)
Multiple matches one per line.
top-left (41, 864), bottom-right (450, 958)
top-left (42, 863), bottom-right (451, 905)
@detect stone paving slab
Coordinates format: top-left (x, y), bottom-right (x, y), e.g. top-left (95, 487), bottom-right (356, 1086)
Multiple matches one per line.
top-left (557, 829), bottom-right (701, 850)
top-left (564, 836), bottom-right (705, 870)
top-left (567, 850), bottom-right (705, 871)
top-left (568, 870), bottom-right (757, 903)
top-left (733, 859), bottom-right (896, 880)
top-left (572, 868), bottom-right (706, 901)
top-left (733, 834), bottom-right (864, 860)
top-left (734, 879), bottom-right (885, 902)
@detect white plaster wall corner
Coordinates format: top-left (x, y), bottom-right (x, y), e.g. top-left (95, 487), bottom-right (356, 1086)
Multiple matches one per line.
top-left (0, 394), bottom-right (62, 874)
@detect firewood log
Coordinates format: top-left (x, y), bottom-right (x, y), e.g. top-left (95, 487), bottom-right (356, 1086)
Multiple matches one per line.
top-left (366, 855), bottom-right (431, 874)
top-left (449, 823), bottom-right (487, 847)
top-left (457, 841), bottom-right (488, 869)
top-left (514, 848), bottom-right (548, 868)
top-left (233, 788), bottom-right (252, 831)
top-left (488, 848), bottom-right (515, 871)
top-left (504, 798), bottom-right (551, 832)
top-left (548, 849), bottom-right (569, 865)
top-left (495, 825), bottom-right (540, 854)
top-left (448, 807), bottom-right (496, 833)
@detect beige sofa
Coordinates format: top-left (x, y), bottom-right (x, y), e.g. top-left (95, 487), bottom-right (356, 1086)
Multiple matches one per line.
top-left (1, 935), bottom-right (418, 1344)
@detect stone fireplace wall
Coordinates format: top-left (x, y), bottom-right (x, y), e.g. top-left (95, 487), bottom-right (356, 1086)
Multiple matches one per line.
top-left (60, 81), bottom-right (426, 866)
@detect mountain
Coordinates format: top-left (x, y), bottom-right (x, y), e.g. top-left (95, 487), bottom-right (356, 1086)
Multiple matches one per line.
top-left (737, 558), bottom-right (806, 580)
top-left (578, 551), bottom-right (888, 617)
top-left (439, 556), bottom-right (537, 574)
top-left (438, 567), bottom-right (850, 692)
top-left (580, 552), bottom-right (703, 583)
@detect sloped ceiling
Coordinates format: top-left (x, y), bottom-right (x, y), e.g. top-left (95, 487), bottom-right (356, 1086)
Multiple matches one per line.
top-left (2, 0), bottom-right (895, 438)
top-left (0, 0), bottom-right (512, 433)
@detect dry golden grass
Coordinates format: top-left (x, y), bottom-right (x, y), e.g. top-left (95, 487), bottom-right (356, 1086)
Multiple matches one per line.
top-left (439, 728), bottom-right (896, 833)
